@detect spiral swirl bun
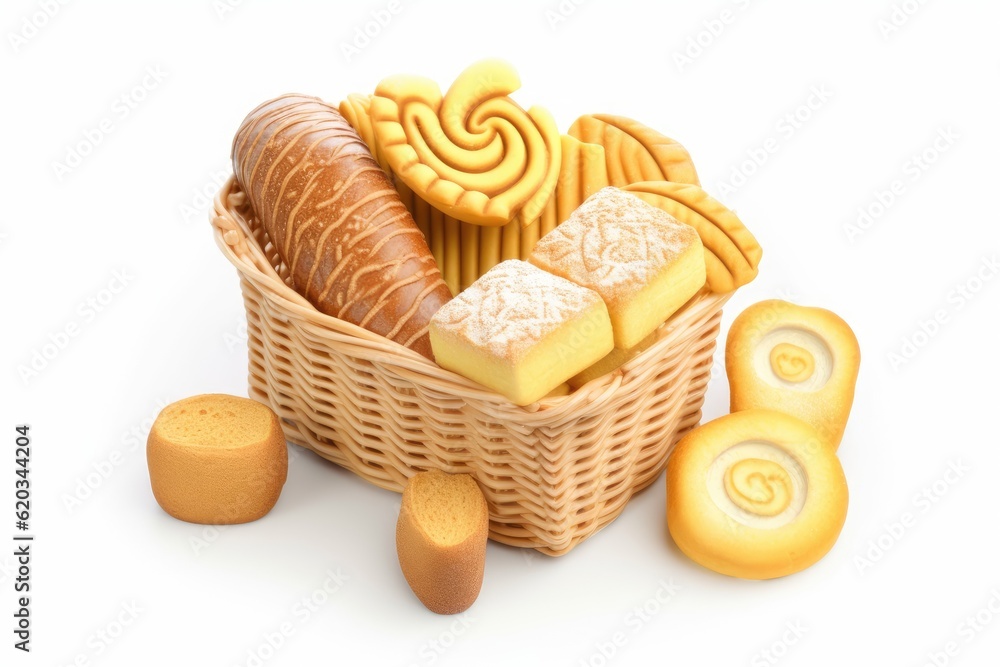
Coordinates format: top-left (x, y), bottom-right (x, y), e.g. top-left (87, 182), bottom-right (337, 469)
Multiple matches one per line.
top-left (368, 59), bottom-right (562, 227)
top-left (667, 409), bottom-right (848, 580)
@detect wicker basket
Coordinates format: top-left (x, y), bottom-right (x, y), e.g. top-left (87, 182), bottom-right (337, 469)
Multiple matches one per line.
top-left (211, 175), bottom-right (731, 556)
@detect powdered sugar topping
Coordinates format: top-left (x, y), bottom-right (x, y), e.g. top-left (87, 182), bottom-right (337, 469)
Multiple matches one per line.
top-left (531, 187), bottom-right (698, 300)
top-left (432, 260), bottom-right (603, 359)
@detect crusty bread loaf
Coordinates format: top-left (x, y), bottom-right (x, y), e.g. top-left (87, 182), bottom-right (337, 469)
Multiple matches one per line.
top-left (396, 470), bottom-right (488, 614)
top-left (146, 394), bottom-right (287, 524)
top-left (232, 94), bottom-right (452, 359)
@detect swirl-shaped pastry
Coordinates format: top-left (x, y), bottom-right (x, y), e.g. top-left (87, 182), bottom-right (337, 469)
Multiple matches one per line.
top-left (568, 114), bottom-right (701, 187)
top-left (726, 300), bottom-right (861, 449)
top-left (368, 59), bottom-right (562, 227)
top-left (622, 181), bottom-right (761, 293)
top-left (667, 409), bottom-right (849, 580)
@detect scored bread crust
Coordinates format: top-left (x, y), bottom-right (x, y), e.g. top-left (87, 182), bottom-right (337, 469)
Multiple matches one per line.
top-left (232, 94), bottom-right (452, 359)
top-left (396, 470), bottom-right (488, 614)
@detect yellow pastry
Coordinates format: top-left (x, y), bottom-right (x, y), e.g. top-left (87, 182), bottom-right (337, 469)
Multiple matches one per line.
top-left (529, 187), bottom-right (706, 349)
top-left (369, 59), bottom-right (561, 227)
top-left (726, 300), bottom-right (861, 449)
top-left (567, 328), bottom-right (659, 388)
top-left (622, 181), bottom-right (761, 293)
top-left (146, 394), bottom-right (287, 524)
top-left (429, 260), bottom-right (613, 406)
top-left (568, 114), bottom-right (700, 187)
top-left (666, 409), bottom-right (848, 579)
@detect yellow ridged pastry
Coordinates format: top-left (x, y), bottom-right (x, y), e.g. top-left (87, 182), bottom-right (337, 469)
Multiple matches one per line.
top-left (568, 114), bottom-right (700, 187)
top-left (500, 218), bottom-right (520, 261)
top-left (666, 409), bottom-right (848, 580)
top-left (429, 260), bottom-right (613, 406)
top-left (369, 59), bottom-right (561, 227)
top-left (460, 222), bottom-right (480, 292)
top-left (478, 226), bottom-right (502, 275)
top-left (556, 135), bottom-right (610, 226)
top-left (530, 187), bottom-right (706, 349)
top-left (726, 300), bottom-right (861, 449)
top-left (622, 181), bottom-right (761, 293)
top-left (443, 216), bottom-right (461, 296)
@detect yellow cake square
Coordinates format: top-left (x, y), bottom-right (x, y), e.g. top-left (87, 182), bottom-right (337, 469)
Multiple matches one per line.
top-left (529, 187), bottom-right (706, 349)
top-left (429, 260), bottom-right (613, 405)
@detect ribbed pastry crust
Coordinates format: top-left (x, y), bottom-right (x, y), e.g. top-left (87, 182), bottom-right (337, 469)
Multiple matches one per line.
top-left (232, 94), bottom-right (452, 359)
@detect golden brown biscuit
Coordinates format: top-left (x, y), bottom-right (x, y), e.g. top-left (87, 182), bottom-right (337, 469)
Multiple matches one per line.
top-left (726, 300), bottom-right (861, 449)
top-left (666, 409), bottom-right (848, 579)
top-left (146, 394), bottom-right (287, 524)
top-left (396, 470), bottom-right (488, 614)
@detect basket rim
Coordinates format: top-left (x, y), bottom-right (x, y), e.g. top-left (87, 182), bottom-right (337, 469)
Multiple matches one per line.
top-left (211, 174), bottom-right (732, 414)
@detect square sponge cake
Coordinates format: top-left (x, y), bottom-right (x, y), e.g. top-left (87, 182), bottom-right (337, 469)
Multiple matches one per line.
top-left (529, 187), bottom-right (706, 349)
top-left (429, 260), bottom-right (613, 406)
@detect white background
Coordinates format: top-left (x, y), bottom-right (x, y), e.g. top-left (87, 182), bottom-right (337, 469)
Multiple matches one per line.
top-left (4, 1), bottom-right (999, 665)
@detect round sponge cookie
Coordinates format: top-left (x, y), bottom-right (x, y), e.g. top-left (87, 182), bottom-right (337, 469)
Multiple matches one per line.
top-left (666, 409), bottom-right (848, 580)
top-left (146, 394), bottom-right (287, 524)
top-left (396, 470), bottom-right (488, 614)
top-left (726, 299), bottom-right (860, 449)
